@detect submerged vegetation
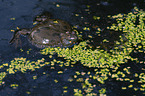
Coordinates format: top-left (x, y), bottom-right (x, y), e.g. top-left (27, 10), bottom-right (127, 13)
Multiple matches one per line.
top-left (0, 7), bottom-right (145, 95)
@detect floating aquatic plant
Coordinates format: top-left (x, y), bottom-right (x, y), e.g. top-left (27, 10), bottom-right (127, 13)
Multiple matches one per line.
top-left (0, 6), bottom-right (145, 95)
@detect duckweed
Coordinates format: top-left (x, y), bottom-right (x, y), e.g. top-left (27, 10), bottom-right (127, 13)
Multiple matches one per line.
top-left (54, 79), bottom-right (58, 83)
top-left (10, 84), bottom-right (19, 89)
top-left (33, 76), bottom-right (37, 80)
top-left (99, 88), bottom-right (106, 94)
top-left (0, 7), bottom-right (145, 95)
top-left (0, 72), bottom-right (7, 85)
top-left (74, 89), bottom-right (83, 96)
top-left (41, 7), bottom-right (145, 94)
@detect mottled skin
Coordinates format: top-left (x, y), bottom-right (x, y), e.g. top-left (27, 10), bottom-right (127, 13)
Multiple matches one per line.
top-left (9, 13), bottom-right (78, 48)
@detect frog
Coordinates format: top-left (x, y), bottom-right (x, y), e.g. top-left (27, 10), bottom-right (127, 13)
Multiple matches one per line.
top-left (9, 12), bottom-right (78, 48)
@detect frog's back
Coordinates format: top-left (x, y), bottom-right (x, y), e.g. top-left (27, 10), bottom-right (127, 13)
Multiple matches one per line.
top-left (29, 19), bottom-right (77, 48)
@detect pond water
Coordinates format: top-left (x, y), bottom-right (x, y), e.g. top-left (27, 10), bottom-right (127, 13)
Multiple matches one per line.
top-left (0, 0), bottom-right (144, 96)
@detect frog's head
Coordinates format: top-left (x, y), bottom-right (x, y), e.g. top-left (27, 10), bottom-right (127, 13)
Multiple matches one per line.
top-left (60, 31), bottom-right (78, 47)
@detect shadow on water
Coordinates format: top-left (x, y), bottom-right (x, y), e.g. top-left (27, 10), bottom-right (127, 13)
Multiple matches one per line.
top-left (0, 0), bottom-right (145, 95)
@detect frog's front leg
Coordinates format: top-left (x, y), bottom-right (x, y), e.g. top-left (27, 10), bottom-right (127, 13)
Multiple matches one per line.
top-left (9, 29), bottom-right (30, 48)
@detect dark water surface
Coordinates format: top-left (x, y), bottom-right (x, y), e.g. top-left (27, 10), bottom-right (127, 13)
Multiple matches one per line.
top-left (0, 0), bottom-right (145, 96)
